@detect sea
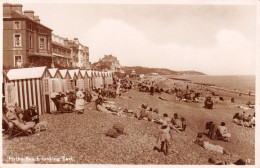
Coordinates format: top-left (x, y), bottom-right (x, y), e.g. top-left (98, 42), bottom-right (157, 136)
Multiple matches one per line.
top-left (171, 75), bottom-right (255, 94)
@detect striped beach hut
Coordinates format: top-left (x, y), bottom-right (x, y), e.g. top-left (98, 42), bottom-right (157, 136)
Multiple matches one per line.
top-left (5, 67), bottom-right (48, 115)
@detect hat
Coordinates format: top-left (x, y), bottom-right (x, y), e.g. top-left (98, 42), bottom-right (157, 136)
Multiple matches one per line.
top-left (30, 105), bottom-right (36, 109)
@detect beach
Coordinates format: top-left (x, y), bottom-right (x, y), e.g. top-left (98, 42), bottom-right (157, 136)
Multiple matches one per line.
top-left (3, 75), bottom-right (255, 164)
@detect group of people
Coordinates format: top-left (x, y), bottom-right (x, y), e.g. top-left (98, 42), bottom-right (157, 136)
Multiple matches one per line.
top-left (205, 121), bottom-right (231, 142)
top-left (51, 87), bottom-right (91, 114)
top-left (233, 111), bottom-right (255, 128)
top-left (2, 102), bottom-right (39, 139)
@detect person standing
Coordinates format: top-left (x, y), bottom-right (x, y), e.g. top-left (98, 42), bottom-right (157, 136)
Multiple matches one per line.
top-left (150, 81), bottom-right (154, 95)
top-left (75, 87), bottom-right (85, 114)
top-left (116, 79), bottom-right (121, 98)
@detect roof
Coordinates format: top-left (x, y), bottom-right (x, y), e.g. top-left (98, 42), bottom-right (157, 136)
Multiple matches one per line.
top-left (11, 10), bottom-right (52, 31)
top-left (86, 70), bottom-right (92, 77)
top-left (48, 68), bottom-right (58, 78)
top-left (68, 70), bottom-right (76, 79)
top-left (99, 72), bottom-right (103, 77)
top-left (7, 67), bottom-right (47, 80)
top-left (80, 70), bottom-right (86, 78)
top-left (59, 69), bottom-right (68, 79)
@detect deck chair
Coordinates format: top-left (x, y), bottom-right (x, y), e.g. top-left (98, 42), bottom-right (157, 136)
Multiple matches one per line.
top-left (3, 116), bottom-right (33, 139)
top-left (51, 97), bottom-right (74, 114)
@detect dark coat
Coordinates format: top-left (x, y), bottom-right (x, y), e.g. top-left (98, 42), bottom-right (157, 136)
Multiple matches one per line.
top-left (22, 108), bottom-right (39, 123)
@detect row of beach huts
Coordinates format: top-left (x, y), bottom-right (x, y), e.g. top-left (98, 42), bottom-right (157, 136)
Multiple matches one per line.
top-left (3, 66), bottom-right (114, 115)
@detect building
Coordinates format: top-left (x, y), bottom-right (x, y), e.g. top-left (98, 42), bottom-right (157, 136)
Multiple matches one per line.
top-left (3, 3), bottom-right (53, 69)
top-left (51, 34), bottom-right (72, 68)
top-left (68, 38), bottom-right (90, 69)
top-left (93, 54), bottom-right (123, 72)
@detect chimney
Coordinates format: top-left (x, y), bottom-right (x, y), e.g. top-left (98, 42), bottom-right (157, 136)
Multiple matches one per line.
top-left (64, 38), bottom-right (68, 43)
top-left (11, 4), bottom-right (23, 13)
top-left (24, 10), bottom-right (34, 19)
top-left (34, 15), bottom-right (40, 23)
top-left (3, 3), bottom-right (12, 17)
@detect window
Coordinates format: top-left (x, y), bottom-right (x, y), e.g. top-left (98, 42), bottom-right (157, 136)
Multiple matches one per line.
top-left (30, 36), bottom-right (33, 49)
top-left (14, 55), bottom-right (22, 67)
top-left (43, 79), bottom-right (49, 94)
top-left (39, 37), bottom-right (45, 49)
top-left (27, 23), bottom-right (32, 31)
top-left (14, 21), bottom-right (20, 29)
top-left (14, 34), bottom-right (21, 47)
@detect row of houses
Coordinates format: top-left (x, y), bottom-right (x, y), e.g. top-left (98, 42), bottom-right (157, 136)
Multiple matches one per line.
top-left (3, 3), bottom-right (90, 69)
top-left (3, 67), bottom-right (113, 115)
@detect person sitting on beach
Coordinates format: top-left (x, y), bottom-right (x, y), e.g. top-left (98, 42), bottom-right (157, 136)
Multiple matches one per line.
top-left (208, 157), bottom-right (247, 165)
top-left (204, 96), bottom-right (213, 109)
top-left (22, 105), bottom-right (39, 124)
top-left (233, 111), bottom-right (245, 126)
top-left (231, 97), bottom-right (235, 103)
top-left (95, 96), bottom-right (120, 115)
top-left (5, 109), bottom-right (36, 139)
top-left (194, 133), bottom-right (230, 155)
top-left (217, 122), bottom-right (231, 142)
top-left (137, 104), bottom-right (152, 121)
top-left (14, 103), bottom-right (23, 118)
top-left (171, 113), bottom-right (186, 132)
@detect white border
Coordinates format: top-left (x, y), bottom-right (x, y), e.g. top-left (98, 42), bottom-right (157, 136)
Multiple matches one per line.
top-left (1, 0), bottom-right (259, 168)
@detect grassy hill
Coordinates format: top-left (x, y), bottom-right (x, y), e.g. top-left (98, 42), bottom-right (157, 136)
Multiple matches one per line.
top-left (123, 66), bottom-right (205, 75)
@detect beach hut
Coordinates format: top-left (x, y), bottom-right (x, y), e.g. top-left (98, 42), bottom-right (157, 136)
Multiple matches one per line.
top-left (75, 70), bottom-right (84, 91)
top-left (101, 72), bottom-right (107, 88)
top-left (80, 69), bottom-right (93, 91)
top-left (47, 68), bottom-right (63, 93)
top-left (59, 69), bottom-right (71, 91)
top-left (68, 70), bottom-right (77, 91)
top-left (106, 71), bottom-right (113, 85)
top-left (86, 70), bottom-right (93, 90)
top-left (96, 71), bottom-right (103, 88)
top-left (46, 68), bottom-right (64, 113)
top-left (91, 71), bottom-right (97, 89)
top-left (6, 66), bottom-right (49, 115)
top-left (2, 71), bottom-right (9, 100)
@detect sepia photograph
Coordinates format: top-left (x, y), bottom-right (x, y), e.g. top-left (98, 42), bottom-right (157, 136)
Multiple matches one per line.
top-left (1, 0), bottom-right (259, 167)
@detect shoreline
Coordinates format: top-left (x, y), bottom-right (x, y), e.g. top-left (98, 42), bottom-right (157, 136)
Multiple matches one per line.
top-left (167, 76), bottom-right (255, 96)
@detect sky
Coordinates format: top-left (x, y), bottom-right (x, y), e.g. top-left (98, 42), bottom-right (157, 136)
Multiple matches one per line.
top-left (4, 0), bottom-right (257, 75)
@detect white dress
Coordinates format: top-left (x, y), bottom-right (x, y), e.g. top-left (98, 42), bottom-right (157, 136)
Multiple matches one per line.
top-left (75, 91), bottom-right (85, 111)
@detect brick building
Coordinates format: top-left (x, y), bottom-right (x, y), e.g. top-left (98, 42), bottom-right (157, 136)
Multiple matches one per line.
top-left (51, 34), bottom-right (72, 68)
top-left (3, 3), bottom-right (53, 69)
